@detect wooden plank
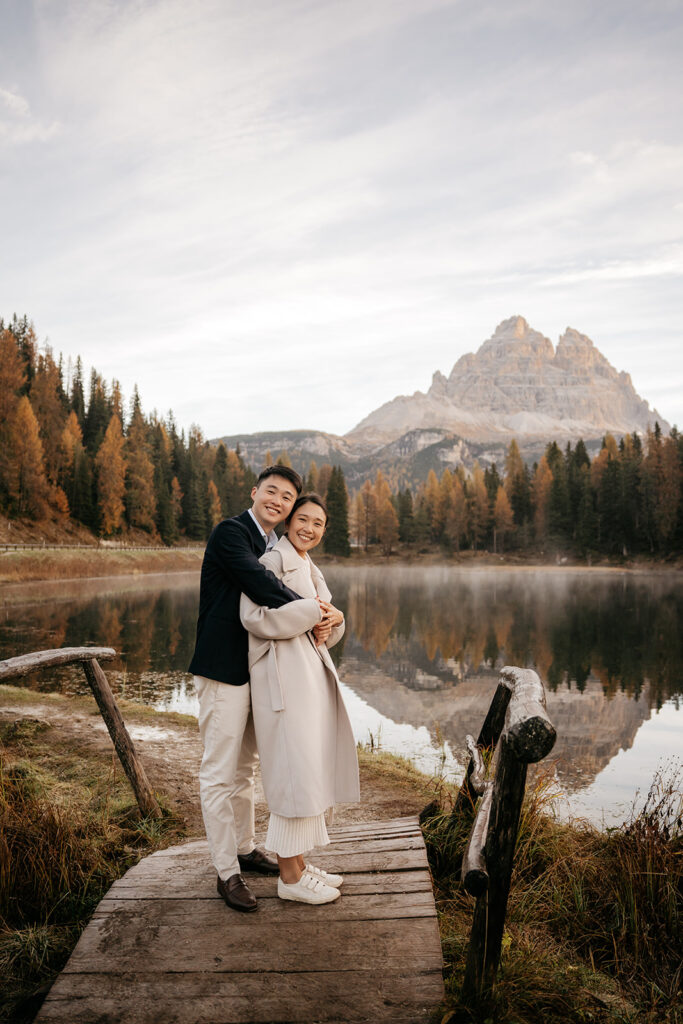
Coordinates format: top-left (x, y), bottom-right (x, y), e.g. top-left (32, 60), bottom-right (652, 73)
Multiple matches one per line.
top-left (38, 969), bottom-right (445, 1023)
top-left (94, 891), bottom-right (437, 923)
top-left (146, 834), bottom-right (424, 856)
top-left (122, 847), bottom-right (428, 880)
top-left (0, 646), bottom-right (116, 680)
top-left (109, 869), bottom-right (433, 899)
top-left (62, 916), bottom-right (443, 974)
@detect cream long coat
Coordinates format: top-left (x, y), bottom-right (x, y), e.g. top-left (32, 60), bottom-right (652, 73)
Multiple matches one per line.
top-left (239, 535), bottom-right (360, 818)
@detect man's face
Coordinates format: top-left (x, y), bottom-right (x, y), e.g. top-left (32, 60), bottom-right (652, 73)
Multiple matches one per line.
top-left (250, 475), bottom-right (298, 531)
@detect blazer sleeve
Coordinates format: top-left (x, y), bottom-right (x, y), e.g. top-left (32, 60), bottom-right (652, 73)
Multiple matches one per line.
top-left (214, 520), bottom-right (299, 607)
top-left (240, 593), bottom-right (322, 639)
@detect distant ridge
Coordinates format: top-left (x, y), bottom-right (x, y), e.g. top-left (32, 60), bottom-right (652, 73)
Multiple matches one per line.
top-left (215, 317), bottom-right (669, 485)
top-left (347, 316), bottom-right (668, 445)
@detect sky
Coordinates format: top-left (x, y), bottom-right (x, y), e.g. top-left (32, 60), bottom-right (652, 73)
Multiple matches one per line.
top-left (1, 0), bottom-right (682, 440)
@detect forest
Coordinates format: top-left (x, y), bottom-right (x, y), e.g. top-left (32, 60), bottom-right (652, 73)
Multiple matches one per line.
top-left (1, 315), bottom-right (681, 559)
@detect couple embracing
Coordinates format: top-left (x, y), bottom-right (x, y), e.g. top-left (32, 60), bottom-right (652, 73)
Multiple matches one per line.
top-left (188, 465), bottom-right (360, 911)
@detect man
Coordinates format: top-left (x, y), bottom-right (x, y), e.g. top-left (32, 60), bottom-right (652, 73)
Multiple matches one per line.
top-left (188, 465), bottom-right (324, 912)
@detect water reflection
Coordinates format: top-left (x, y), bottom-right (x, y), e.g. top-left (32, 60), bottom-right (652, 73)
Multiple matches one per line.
top-left (1, 566), bottom-right (681, 824)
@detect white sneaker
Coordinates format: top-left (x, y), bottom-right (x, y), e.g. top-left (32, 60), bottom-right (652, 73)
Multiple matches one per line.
top-left (278, 870), bottom-right (340, 904)
top-left (305, 863), bottom-right (343, 888)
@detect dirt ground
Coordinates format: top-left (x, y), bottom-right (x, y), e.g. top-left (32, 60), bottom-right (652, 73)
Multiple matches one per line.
top-left (0, 686), bottom-right (436, 836)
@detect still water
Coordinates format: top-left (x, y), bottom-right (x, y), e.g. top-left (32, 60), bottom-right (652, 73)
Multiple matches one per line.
top-left (1, 566), bottom-right (681, 827)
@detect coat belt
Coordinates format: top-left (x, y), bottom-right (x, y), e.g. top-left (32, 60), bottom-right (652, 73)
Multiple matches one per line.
top-left (248, 639), bottom-right (284, 711)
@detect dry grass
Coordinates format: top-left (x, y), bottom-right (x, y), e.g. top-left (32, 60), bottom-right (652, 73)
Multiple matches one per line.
top-left (0, 546), bottom-right (203, 583)
top-left (0, 718), bottom-right (183, 1023)
top-left (423, 766), bottom-right (682, 1024)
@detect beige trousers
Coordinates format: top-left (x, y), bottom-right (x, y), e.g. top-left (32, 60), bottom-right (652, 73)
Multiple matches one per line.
top-left (194, 675), bottom-right (257, 881)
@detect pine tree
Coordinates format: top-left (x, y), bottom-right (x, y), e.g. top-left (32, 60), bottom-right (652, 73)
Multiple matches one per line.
top-left (125, 408), bottom-right (157, 532)
top-left (84, 371), bottom-right (110, 453)
top-left (504, 439), bottom-right (531, 539)
top-left (305, 460), bottom-right (319, 492)
top-left (324, 466), bottom-right (350, 556)
top-left (12, 396), bottom-right (52, 518)
top-left (60, 411), bottom-right (94, 526)
top-left (30, 348), bottom-right (68, 486)
top-left (207, 479), bottom-right (223, 528)
top-left (467, 463), bottom-right (489, 550)
top-left (532, 456), bottom-right (553, 542)
top-left (317, 463), bottom-right (333, 498)
top-left (212, 443), bottom-right (230, 514)
top-left (169, 477), bottom-right (184, 542)
top-left (95, 415), bottom-right (126, 535)
top-left (396, 489), bottom-right (415, 542)
top-left (151, 422), bottom-right (175, 543)
top-left (493, 485), bottom-right (514, 553)
top-left (70, 356), bottom-right (86, 427)
top-left (0, 329), bottom-right (27, 510)
top-left (376, 497), bottom-right (399, 555)
top-left (443, 470), bottom-right (467, 551)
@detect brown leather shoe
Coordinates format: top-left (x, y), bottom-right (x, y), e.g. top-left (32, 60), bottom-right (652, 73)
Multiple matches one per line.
top-left (217, 873), bottom-right (257, 912)
top-left (238, 847), bottom-right (279, 875)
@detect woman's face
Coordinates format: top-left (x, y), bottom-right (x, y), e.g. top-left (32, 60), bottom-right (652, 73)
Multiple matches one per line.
top-left (287, 502), bottom-right (327, 554)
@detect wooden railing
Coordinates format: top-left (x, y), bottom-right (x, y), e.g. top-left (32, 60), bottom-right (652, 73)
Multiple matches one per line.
top-left (451, 666), bottom-right (557, 1001)
top-left (0, 647), bottom-right (162, 819)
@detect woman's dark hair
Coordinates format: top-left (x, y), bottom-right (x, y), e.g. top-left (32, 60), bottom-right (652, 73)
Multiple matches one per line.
top-left (285, 493), bottom-right (328, 526)
top-left (255, 464), bottom-right (303, 494)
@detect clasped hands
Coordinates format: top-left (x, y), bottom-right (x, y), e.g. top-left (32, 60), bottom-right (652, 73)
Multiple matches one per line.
top-left (312, 598), bottom-right (343, 646)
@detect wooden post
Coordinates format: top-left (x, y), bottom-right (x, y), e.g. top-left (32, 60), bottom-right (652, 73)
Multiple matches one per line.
top-left (81, 658), bottom-right (162, 820)
top-left (461, 734), bottom-right (527, 1001)
top-left (460, 666), bottom-right (557, 1003)
top-left (451, 679), bottom-right (513, 817)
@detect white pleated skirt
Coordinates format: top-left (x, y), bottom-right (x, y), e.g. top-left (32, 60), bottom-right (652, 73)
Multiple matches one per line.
top-left (265, 811), bottom-right (330, 858)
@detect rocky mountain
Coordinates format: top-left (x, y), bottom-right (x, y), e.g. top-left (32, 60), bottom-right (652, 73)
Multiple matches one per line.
top-left (215, 316), bottom-right (669, 482)
top-left (348, 316), bottom-right (668, 445)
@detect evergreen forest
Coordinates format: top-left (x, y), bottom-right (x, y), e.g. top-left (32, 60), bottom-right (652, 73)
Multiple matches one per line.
top-left (1, 316), bottom-right (681, 560)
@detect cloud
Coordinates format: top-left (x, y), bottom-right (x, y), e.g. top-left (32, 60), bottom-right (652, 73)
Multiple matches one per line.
top-left (1, 0), bottom-right (682, 436)
top-left (0, 85), bottom-right (60, 143)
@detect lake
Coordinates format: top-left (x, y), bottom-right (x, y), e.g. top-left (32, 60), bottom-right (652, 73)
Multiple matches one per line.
top-left (1, 565), bottom-right (681, 827)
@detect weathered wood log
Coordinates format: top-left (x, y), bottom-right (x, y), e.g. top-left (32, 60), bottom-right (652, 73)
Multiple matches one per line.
top-left (462, 732), bottom-right (528, 1001)
top-left (461, 781), bottom-right (493, 897)
top-left (0, 646), bottom-right (117, 681)
top-left (500, 666), bottom-right (556, 763)
top-left (465, 735), bottom-right (486, 796)
top-left (451, 679), bottom-right (513, 816)
top-left (81, 658), bottom-right (162, 820)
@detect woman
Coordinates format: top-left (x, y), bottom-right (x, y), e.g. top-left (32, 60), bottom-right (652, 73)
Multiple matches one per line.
top-left (240, 494), bottom-right (360, 905)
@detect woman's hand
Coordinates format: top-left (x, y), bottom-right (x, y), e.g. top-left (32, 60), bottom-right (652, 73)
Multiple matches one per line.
top-left (313, 599), bottom-right (344, 644)
top-left (317, 599), bottom-right (344, 627)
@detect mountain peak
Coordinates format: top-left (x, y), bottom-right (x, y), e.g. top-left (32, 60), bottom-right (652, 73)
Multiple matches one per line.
top-left (347, 317), bottom-right (668, 445)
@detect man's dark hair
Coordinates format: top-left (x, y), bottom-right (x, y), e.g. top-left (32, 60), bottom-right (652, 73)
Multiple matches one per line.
top-left (286, 492), bottom-right (328, 525)
top-left (255, 464), bottom-right (303, 494)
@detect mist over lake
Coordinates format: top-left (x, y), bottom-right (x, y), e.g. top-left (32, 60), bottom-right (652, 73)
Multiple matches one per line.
top-left (2, 565), bottom-right (681, 827)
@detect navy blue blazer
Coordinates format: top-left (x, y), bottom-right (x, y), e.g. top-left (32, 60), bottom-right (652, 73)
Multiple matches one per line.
top-left (188, 510), bottom-right (300, 685)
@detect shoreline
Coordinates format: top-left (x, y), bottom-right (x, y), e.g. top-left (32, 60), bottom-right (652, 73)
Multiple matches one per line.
top-left (2, 543), bottom-right (681, 585)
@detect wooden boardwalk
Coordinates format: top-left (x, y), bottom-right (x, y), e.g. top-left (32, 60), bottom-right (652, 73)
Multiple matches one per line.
top-left (36, 816), bottom-right (444, 1023)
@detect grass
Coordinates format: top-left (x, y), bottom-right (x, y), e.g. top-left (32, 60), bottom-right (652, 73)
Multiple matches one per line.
top-left (0, 546), bottom-right (203, 583)
top-left (0, 717), bottom-right (184, 1024)
top-left (422, 765), bottom-right (682, 1024)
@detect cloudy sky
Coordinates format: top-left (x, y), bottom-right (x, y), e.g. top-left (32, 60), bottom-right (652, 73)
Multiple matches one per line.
top-left (1, 0), bottom-right (682, 439)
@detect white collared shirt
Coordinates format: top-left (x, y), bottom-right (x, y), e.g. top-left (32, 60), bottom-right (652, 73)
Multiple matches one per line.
top-left (248, 507), bottom-right (278, 551)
